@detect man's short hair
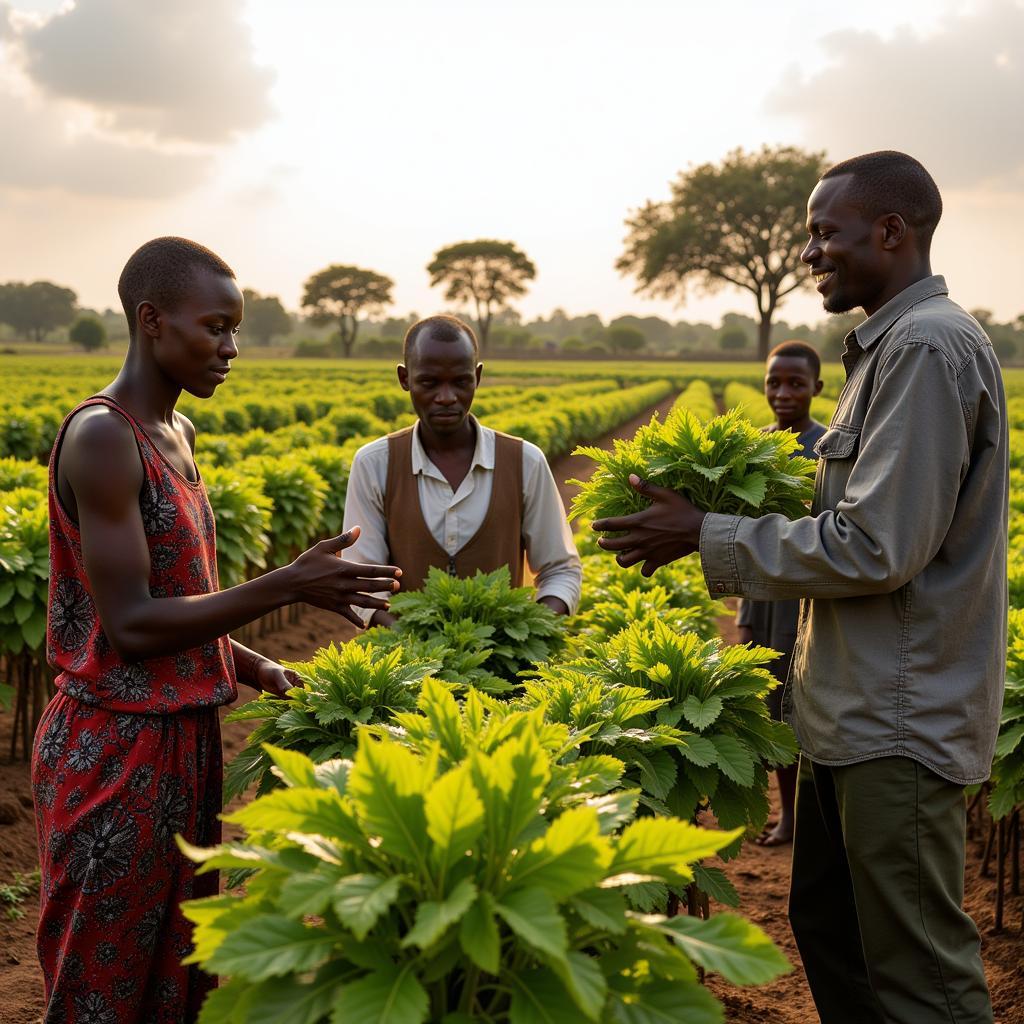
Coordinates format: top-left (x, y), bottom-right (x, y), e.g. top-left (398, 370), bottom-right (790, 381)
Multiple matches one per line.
top-left (118, 237), bottom-right (235, 340)
top-left (821, 151), bottom-right (942, 250)
top-left (768, 340), bottom-right (821, 380)
top-left (403, 314), bottom-right (480, 364)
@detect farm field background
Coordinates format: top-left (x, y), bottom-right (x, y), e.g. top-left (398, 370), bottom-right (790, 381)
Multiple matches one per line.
top-left (1, 356), bottom-right (1022, 1023)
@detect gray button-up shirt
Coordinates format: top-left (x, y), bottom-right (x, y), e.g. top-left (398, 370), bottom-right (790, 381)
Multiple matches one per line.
top-left (700, 276), bottom-right (1008, 784)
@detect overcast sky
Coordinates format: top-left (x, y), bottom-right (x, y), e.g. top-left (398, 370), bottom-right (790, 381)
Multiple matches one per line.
top-left (1, 0), bottom-right (1022, 327)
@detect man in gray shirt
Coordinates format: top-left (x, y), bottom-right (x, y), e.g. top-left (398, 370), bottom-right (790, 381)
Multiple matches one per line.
top-left (594, 151), bottom-right (1006, 1023)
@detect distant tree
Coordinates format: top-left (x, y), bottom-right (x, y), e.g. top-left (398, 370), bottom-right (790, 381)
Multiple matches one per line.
top-left (242, 289), bottom-right (293, 345)
top-left (69, 316), bottom-right (106, 351)
top-left (719, 327), bottom-right (749, 351)
top-left (0, 280), bottom-right (77, 341)
top-left (427, 240), bottom-right (536, 352)
top-left (618, 145), bottom-right (826, 360)
top-left (608, 324), bottom-right (646, 355)
top-left (301, 265), bottom-right (394, 358)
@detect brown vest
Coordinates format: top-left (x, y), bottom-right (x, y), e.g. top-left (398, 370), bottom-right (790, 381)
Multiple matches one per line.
top-left (383, 425), bottom-right (524, 592)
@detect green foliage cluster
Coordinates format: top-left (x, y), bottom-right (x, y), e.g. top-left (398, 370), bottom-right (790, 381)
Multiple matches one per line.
top-left (990, 609), bottom-right (1024, 819)
top-left (238, 455), bottom-right (327, 565)
top-left (525, 619), bottom-right (796, 847)
top-left (570, 406), bottom-right (816, 524)
top-left (672, 379), bottom-right (717, 421)
top-left (183, 681), bottom-right (789, 1023)
top-left (357, 567), bottom-right (565, 693)
top-left (488, 380), bottom-right (673, 460)
top-left (223, 642), bottom-right (442, 803)
top-left (201, 466), bottom-right (273, 588)
top-left (0, 498), bottom-right (48, 653)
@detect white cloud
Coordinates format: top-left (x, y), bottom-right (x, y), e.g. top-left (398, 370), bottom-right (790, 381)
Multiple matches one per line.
top-left (768, 1), bottom-right (1024, 188)
top-left (15, 0), bottom-right (274, 144)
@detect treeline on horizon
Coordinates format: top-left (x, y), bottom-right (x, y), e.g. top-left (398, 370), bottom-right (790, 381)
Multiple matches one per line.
top-left (3, 146), bottom-right (1024, 363)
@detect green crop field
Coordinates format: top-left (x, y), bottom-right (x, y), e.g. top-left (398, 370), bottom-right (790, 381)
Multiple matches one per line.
top-left (1, 356), bottom-right (1021, 1021)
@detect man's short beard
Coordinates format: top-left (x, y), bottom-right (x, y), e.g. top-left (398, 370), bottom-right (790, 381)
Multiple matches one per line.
top-left (824, 293), bottom-right (857, 315)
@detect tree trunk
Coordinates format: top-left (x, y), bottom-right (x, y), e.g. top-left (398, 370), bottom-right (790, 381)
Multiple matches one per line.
top-left (757, 312), bottom-right (773, 362)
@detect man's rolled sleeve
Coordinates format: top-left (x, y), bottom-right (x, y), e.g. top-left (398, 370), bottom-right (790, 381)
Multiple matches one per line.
top-left (699, 513), bottom-right (743, 597)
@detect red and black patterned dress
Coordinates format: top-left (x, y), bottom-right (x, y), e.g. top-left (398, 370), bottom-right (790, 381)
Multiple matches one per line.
top-left (33, 396), bottom-right (237, 1024)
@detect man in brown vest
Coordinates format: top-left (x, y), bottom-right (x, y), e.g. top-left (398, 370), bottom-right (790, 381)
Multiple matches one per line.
top-left (342, 314), bottom-right (582, 626)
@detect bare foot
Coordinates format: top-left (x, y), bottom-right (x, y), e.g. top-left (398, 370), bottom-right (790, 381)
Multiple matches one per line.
top-left (755, 821), bottom-right (793, 847)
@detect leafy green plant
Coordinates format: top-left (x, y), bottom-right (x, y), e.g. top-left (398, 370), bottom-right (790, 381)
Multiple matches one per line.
top-left (527, 619), bottom-right (797, 850)
top-left (569, 406), bottom-right (816, 524)
top-left (202, 466), bottom-right (272, 588)
top-left (238, 455), bottom-right (328, 566)
top-left (303, 445), bottom-right (351, 535)
top-left (183, 681), bottom-right (789, 1023)
top-left (672, 379), bottom-right (718, 421)
top-left (0, 869), bottom-right (40, 921)
top-left (223, 641), bottom-right (441, 803)
top-left (573, 553), bottom-right (724, 641)
top-left (357, 566), bottom-right (565, 691)
top-left (990, 609), bottom-right (1024, 819)
top-left (0, 456), bottom-right (47, 492)
top-left (0, 500), bottom-right (49, 654)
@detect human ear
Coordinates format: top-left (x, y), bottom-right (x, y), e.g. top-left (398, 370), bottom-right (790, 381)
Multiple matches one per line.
top-left (814, 379), bottom-right (824, 396)
top-left (397, 364), bottom-right (410, 392)
top-left (475, 363), bottom-right (483, 386)
top-left (137, 301), bottom-right (160, 340)
top-left (880, 213), bottom-right (908, 251)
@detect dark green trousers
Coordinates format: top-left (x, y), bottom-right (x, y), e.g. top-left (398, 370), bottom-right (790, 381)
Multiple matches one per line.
top-left (788, 756), bottom-right (992, 1023)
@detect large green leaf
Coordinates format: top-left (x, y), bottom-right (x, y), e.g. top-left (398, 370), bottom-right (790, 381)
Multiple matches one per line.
top-left (263, 743), bottom-right (318, 789)
top-left (639, 912), bottom-right (791, 985)
top-left (608, 818), bottom-right (740, 882)
top-left (569, 888), bottom-right (627, 934)
top-left (401, 877), bottom-right (477, 950)
top-left (682, 695), bottom-right (723, 730)
top-left (206, 914), bottom-right (335, 981)
top-left (608, 979), bottom-right (722, 1024)
top-left (332, 874), bottom-right (403, 941)
top-left (708, 734), bottom-right (756, 787)
top-left (331, 963), bottom-right (429, 1024)
top-left (495, 886), bottom-right (568, 962)
top-left (243, 963), bottom-right (356, 1024)
top-left (425, 763), bottom-right (484, 871)
top-left (508, 967), bottom-right (590, 1024)
top-left (347, 735), bottom-right (430, 868)
top-left (507, 807), bottom-right (611, 900)
top-left (459, 891), bottom-right (501, 973)
top-left (225, 787), bottom-right (362, 846)
top-left (552, 951), bottom-right (607, 1020)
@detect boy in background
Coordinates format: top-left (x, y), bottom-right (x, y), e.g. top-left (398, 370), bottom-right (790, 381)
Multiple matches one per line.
top-left (736, 340), bottom-right (825, 846)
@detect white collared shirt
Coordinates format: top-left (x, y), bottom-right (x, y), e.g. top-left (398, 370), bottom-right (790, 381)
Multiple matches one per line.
top-left (342, 418), bottom-right (582, 622)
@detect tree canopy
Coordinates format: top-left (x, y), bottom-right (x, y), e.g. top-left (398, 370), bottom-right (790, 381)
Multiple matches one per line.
top-left (0, 280), bottom-right (77, 341)
top-left (69, 315), bottom-right (106, 351)
top-left (427, 240), bottom-right (536, 352)
top-left (242, 289), bottom-right (293, 345)
top-left (617, 145), bottom-right (826, 359)
top-left (301, 265), bottom-right (394, 358)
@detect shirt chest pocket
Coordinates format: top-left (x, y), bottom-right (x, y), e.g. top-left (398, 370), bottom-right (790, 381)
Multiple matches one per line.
top-left (812, 425), bottom-right (861, 511)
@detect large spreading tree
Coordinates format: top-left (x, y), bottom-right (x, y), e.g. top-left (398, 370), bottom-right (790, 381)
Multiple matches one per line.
top-left (618, 146), bottom-right (826, 360)
top-left (427, 240), bottom-right (536, 352)
top-left (300, 265), bottom-right (393, 358)
top-left (0, 280), bottom-right (77, 342)
top-left (242, 289), bottom-right (293, 345)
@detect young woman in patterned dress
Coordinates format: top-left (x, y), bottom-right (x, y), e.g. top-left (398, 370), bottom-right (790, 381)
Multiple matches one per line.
top-left (33, 237), bottom-right (402, 1024)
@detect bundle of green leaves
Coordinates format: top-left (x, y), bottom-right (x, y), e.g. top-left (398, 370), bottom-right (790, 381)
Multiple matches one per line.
top-left (183, 680), bottom-right (789, 1023)
top-left (223, 641), bottom-right (441, 803)
top-left (569, 406), bottom-right (816, 525)
top-left (356, 566), bottom-right (565, 692)
top-left (525, 619), bottom-right (797, 856)
top-left (990, 609), bottom-right (1024, 819)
